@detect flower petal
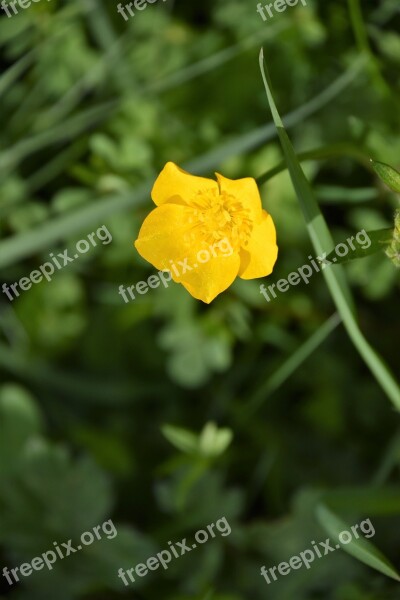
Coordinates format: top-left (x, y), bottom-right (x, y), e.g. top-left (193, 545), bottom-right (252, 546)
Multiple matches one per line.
top-left (215, 173), bottom-right (263, 224)
top-left (152, 162), bottom-right (218, 206)
top-left (239, 210), bottom-right (278, 279)
top-left (134, 204), bottom-right (195, 271)
top-left (180, 253), bottom-right (241, 304)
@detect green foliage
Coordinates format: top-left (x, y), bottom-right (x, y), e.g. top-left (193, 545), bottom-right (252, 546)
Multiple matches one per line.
top-left (0, 0), bottom-right (400, 598)
top-left (0, 384), bottom-right (154, 597)
top-left (163, 422), bottom-right (233, 458)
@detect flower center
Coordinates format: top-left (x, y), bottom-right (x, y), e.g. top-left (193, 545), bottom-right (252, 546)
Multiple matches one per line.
top-left (186, 188), bottom-right (253, 250)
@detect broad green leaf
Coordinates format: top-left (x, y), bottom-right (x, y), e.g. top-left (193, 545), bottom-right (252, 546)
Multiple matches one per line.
top-left (317, 504), bottom-right (400, 582)
top-left (371, 160), bottom-right (400, 193)
top-left (326, 228), bottom-right (394, 264)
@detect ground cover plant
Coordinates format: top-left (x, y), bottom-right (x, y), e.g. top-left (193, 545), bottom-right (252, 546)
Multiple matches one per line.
top-left (0, 0), bottom-right (399, 598)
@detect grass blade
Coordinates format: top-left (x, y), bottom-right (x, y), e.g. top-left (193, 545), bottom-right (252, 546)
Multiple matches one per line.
top-left (0, 187), bottom-right (146, 269)
top-left (317, 504), bottom-right (400, 582)
top-left (246, 313), bottom-right (342, 416)
top-left (321, 487), bottom-right (400, 515)
top-left (257, 142), bottom-right (372, 187)
top-left (0, 102), bottom-right (116, 172)
top-left (259, 48), bottom-right (400, 410)
top-left (347, 0), bottom-right (390, 96)
top-left (0, 52), bottom-right (33, 100)
top-left (0, 59), bottom-right (366, 267)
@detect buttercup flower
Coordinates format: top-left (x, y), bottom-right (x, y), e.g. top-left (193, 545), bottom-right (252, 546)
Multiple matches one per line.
top-left (134, 162), bottom-right (278, 303)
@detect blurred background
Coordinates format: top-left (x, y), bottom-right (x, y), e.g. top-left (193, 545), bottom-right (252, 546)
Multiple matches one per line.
top-left (0, 0), bottom-right (399, 598)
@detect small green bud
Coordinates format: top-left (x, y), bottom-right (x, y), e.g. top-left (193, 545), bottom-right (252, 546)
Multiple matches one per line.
top-left (371, 160), bottom-right (400, 194)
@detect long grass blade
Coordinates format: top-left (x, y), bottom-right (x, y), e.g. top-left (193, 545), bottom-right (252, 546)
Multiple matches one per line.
top-left (259, 48), bottom-right (400, 410)
top-left (257, 143), bottom-right (372, 187)
top-left (246, 313), bottom-right (342, 416)
top-left (347, 0), bottom-right (391, 96)
top-left (317, 504), bottom-right (400, 581)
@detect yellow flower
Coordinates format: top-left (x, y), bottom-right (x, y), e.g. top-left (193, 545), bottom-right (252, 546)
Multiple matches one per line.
top-left (134, 162), bottom-right (278, 303)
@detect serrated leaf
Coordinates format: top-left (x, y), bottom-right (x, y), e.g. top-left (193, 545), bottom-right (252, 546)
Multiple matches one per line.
top-left (371, 160), bottom-right (400, 193)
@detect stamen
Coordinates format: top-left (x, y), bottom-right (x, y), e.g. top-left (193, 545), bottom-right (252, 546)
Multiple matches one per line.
top-left (185, 189), bottom-right (253, 250)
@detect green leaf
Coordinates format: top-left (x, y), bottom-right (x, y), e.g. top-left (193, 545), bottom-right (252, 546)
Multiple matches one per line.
top-left (321, 487), bottom-right (400, 516)
top-left (0, 52), bottom-right (33, 100)
top-left (317, 504), bottom-right (400, 582)
top-left (162, 424), bottom-right (199, 454)
top-left (259, 48), bottom-right (400, 410)
top-left (371, 160), bottom-right (400, 193)
top-left (258, 49), bottom-right (356, 315)
top-left (0, 443), bottom-right (113, 552)
top-left (199, 422), bottom-right (233, 458)
top-left (0, 384), bottom-right (43, 473)
top-left (347, 0), bottom-right (391, 96)
top-left (326, 228), bottom-right (394, 264)
top-left (162, 422), bottom-right (233, 459)
top-left (257, 143), bottom-right (372, 188)
top-left (246, 313), bottom-right (342, 415)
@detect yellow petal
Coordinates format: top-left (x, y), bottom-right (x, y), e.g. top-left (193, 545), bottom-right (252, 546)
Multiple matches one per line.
top-left (239, 210), bottom-right (278, 279)
top-left (215, 173), bottom-right (263, 224)
top-left (134, 204), bottom-right (195, 271)
top-left (152, 162), bottom-right (218, 206)
top-left (180, 253), bottom-right (241, 304)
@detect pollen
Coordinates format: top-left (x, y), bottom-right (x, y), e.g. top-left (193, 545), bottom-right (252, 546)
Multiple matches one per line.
top-left (186, 188), bottom-right (253, 249)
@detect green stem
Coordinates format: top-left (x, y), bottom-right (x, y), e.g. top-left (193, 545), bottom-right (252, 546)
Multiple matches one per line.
top-left (348, 0), bottom-right (391, 97)
top-left (246, 313), bottom-right (342, 416)
top-left (256, 143), bottom-right (372, 187)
